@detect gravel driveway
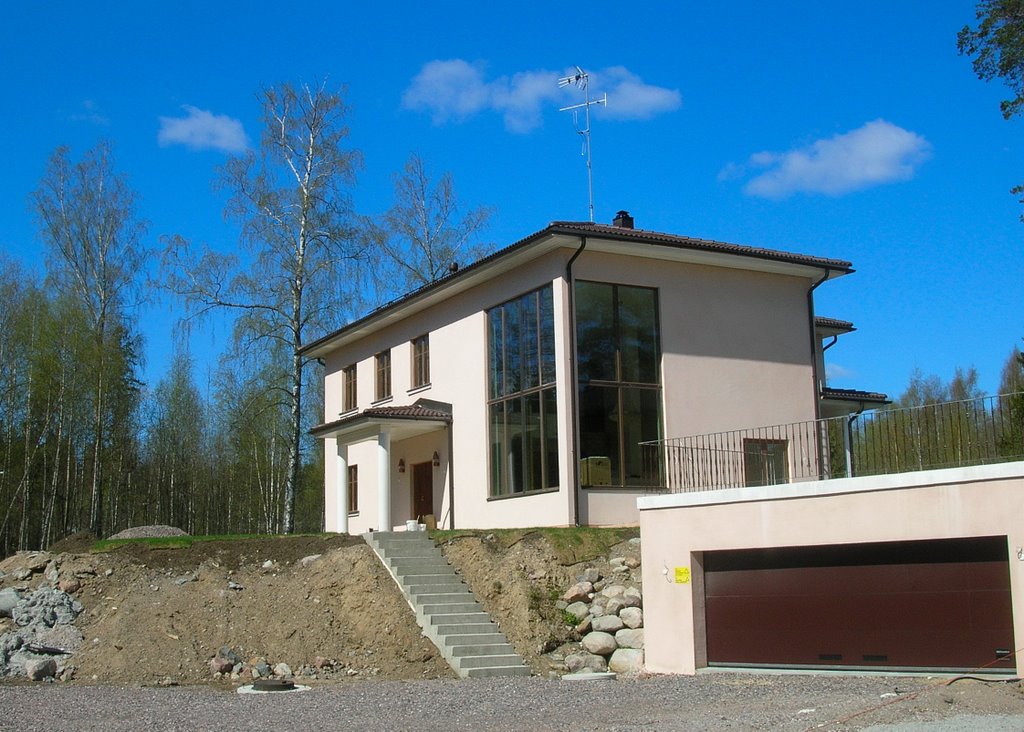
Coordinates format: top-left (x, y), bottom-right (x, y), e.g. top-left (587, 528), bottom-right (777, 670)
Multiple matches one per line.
top-left (1, 672), bottom-right (1022, 731)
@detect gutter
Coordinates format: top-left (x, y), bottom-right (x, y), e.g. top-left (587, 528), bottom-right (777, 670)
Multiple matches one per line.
top-left (566, 236), bottom-right (588, 527)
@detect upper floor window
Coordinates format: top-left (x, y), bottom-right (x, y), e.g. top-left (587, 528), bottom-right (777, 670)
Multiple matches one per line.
top-left (342, 364), bottom-right (357, 412)
top-left (348, 465), bottom-right (359, 514)
top-left (575, 281), bottom-right (662, 488)
top-left (412, 334), bottom-right (430, 389)
top-left (487, 284), bottom-right (558, 497)
top-left (375, 350), bottom-right (392, 401)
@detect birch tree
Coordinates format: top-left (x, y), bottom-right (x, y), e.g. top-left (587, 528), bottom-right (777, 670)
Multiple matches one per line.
top-left (32, 142), bottom-right (147, 537)
top-left (163, 81), bottom-right (361, 534)
top-left (363, 153), bottom-right (493, 304)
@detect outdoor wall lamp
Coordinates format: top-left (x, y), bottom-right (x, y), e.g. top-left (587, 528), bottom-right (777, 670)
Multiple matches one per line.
top-left (432, 451), bottom-right (441, 467)
top-left (398, 459), bottom-right (406, 473)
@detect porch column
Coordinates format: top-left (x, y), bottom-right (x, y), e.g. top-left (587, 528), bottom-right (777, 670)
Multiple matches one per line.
top-left (377, 429), bottom-right (392, 531)
top-left (335, 441), bottom-right (348, 535)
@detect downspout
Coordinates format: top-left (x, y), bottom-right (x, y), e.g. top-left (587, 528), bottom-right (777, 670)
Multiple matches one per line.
top-left (807, 268), bottom-right (831, 421)
top-left (566, 236), bottom-right (588, 527)
top-left (447, 424), bottom-right (455, 529)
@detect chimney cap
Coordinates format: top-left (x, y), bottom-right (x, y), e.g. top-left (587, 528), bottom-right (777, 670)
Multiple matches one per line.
top-left (612, 210), bottom-right (634, 229)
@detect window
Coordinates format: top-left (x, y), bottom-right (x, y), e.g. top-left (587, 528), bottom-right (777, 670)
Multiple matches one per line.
top-left (347, 465), bottom-right (359, 514)
top-left (412, 334), bottom-right (430, 388)
top-left (487, 285), bottom-right (559, 497)
top-left (375, 350), bottom-right (391, 401)
top-left (342, 364), bottom-right (357, 412)
top-left (575, 281), bottom-right (662, 487)
top-left (743, 439), bottom-right (789, 487)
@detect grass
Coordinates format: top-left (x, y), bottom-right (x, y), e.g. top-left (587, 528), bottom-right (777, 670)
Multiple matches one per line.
top-left (430, 525), bottom-right (639, 565)
top-left (91, 532), bottom-right (334, 552)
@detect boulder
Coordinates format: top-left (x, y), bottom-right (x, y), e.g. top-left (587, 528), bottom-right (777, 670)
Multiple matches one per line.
top-left (0, 588), bottom-right (21, 618)
top-left (24, 657), bottom-right (57, 681)
top-left (565, 652), bottom-right (607, 673)
top-left (619, 606), bottom-right (643, 629)
top-left (604, 598), bottom-right (625, 616)
top-left (577, 567), bottom-right (601, 584)
top-left (608, 648), bottom-right (644, 675)
top-left (274, 662), bottom-right (293, 678)
top-left (581, 631), bottom-right (617, 656)
top-left (599, 584), bottom-right (626, 599)
top-left (561, 581), bottom-right (594, 604)
top-left (209, 656), bottom-right (233, 675)
top-left (620, 587), bottom-right (643, 608)
top-left (57, 578), bottom-right (81, 594)
top-left (591, 615), bottom-right (624, 633)
top-left (298, 554), bottom-right (322, 568)
top-left (564, 601), bottom-right (589, 620)
top-left (615, 628), bottom-right (644, 649)
top-left (624, 556), bottom-right (641, 569)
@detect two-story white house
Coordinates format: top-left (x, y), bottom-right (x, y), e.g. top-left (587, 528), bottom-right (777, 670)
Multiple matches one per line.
top-left (302, 212), bottom-right (878, 535)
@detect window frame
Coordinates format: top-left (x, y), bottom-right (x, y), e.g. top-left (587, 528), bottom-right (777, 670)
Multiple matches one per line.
top-left (411, 334), bottom-right (430, 389)
top-left (374, 349), bottom-right (392, 402)
top-left (347, 464), bottom-right (359, 514)
top-left (342, 364), bottom-right (357, 413)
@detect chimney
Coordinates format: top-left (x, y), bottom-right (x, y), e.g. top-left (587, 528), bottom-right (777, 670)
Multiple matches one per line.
top-left (612, 210), bottom-right (634, 229)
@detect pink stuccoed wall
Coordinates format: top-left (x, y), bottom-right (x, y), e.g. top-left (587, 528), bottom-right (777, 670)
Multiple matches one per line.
top-left (638, 462), bottom-right (1024, 676)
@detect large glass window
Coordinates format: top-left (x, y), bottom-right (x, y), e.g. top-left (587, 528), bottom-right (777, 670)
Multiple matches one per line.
top-left (488, 285), bottom-right (559, 496)
top-left (575, 281), bottom-right (662, 487)
top-left (375, 350), bottom-right (391, 401)
top-left (342, 364), bottom-right (357, 412)
top-left (412, 334), bottom-right (430, 388)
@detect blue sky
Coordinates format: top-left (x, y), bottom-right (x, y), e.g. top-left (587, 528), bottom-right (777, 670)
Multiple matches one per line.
top-left (1, 1), bottom-right (1021, 401)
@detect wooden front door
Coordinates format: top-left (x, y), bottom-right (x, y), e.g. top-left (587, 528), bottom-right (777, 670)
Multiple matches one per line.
top-left (412, 462), bottom-right (433, 520)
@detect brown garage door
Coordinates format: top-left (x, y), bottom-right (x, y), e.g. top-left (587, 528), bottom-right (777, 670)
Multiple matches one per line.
top-left (704, 537), bottom-right (1015, 671)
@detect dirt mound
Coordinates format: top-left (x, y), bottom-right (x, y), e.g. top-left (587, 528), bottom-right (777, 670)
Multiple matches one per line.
top-left (107, 525), bottom-right (187, 540)
top-left (0, 537), bottom-right (451, 686)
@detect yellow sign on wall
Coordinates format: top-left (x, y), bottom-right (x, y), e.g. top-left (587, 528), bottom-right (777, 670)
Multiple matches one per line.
top-left (674, 567), bottom-right (691, 584)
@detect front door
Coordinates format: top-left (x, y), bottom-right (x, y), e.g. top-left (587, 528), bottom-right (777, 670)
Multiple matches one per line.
top-left (412, 461), bottom-right (433, 520)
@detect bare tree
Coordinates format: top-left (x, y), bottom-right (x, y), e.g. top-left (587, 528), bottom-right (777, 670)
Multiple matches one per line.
top-left (163, 80), bottom-right (361, 534)
top-left (364, 153), bottom-right (493, 304)
top-left (33, 142), bottom-right (147, 537)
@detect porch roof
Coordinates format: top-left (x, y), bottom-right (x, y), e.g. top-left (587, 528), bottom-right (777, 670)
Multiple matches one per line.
top-left (311, 404), bottom-right (452, 442)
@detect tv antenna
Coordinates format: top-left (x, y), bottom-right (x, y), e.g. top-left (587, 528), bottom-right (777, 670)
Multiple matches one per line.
top-left (558, 66), bottom-right (607, 222)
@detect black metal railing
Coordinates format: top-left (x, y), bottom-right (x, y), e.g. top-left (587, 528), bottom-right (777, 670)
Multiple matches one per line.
top-left (641, 392), bottom-right (1024, 493)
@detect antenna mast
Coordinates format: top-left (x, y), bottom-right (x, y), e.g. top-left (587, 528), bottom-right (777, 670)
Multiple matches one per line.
top-left (558, 66), bottom-right (607, 222)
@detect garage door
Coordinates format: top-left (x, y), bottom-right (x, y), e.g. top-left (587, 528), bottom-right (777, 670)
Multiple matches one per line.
top-left (704, 537), bottom-right (1014, 671)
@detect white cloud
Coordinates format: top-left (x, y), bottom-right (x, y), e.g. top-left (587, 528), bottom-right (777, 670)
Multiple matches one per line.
top-left (157, 105), bottom-right (249, 153)
top-left (402, 60), bottom-right (680, 133)
top-left (733, 119), bottom-right (931, 199)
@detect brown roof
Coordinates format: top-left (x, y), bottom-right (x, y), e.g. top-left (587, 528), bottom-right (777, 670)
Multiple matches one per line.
top-left (301, 220), bottom-right (853, 357)
top-left (310, 404), bottom-right (452, 438)
top-left (815, 316), bottom-right (856, 333)
top-left (821, 387), bottom-right (890, 404)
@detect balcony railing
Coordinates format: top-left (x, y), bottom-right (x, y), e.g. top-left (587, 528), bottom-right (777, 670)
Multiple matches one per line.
top-left (640, 392), bottom-right (1024, 494)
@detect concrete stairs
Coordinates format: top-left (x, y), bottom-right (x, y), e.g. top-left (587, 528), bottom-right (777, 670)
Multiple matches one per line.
top-left (364, 531), bottom-right (531, 679)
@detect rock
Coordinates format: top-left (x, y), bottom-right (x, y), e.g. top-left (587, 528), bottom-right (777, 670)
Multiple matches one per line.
top-left (604, 598), bottom-right (625, 616)
top-left (24, 657), bottom-right (57, 681)
top-left (599, 584), bottom-right (626, 599)
top-left (44, 561), bottom-right (60, 583)
top-left (608, 648), bottom-right (644, 674)
top-left (227, 581), bottom-right (243, 591)
top-left (592, 615), bottom-right (624, 633)
top-left (298, 554), bottom-right (322, 568)
top-left (624, 556), bottom-right (641, 569)
top-left (589, 602), bottom-right (606, 617)
top-left (612, 565), bottom-right (630, 574)
top-left (615, 628), bottom-right (644, 649)
top-left (0, 588), bottom-right (21, 618)
top-left (274, 662), bottom-right (293, 678)
top-left (312, 656), bottom-right (334, 669)
top-left (564, 601), bottom-right (589, 620)
top-left (620, 606), bottom-right (643, 629)
top-left (174, 573), bottom-right (197, 586)
top-left (261, 560), bottom-right (275, 570)
top-left (555, 600), bottom-right (568, 610)
top-left (574, 617), bottom-right (592, 635)
top-left (621, 587), bottom-right (643, 608)
top-left (581, 631), bottom-right (617, 656)
top-left (577, 567), bottom-right (601, 584)
top-left (565, 652), bottom-right (607, 673)
top-left (628, 537), bottom-right (642, 545)
top-left (12, 569), bottom-right (31, 581)
top-left (252, 659), bottom-right (271, 678)
top-left (12, 587), bottom-right (83, 628)
top-left (209, 656), bottom-right (233, 675)
top-left (57, 578), bottom-right (81, 594)
top-left (561, 581), bottom-right (593, 604)
top-left (609, 557), bottom-right (626, 567)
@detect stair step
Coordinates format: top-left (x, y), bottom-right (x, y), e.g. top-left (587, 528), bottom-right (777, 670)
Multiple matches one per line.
top-left (443, 633), bottom-right (507, 647)
top-left (457, 654), bottom-right (527, 669)
top-left (415, 591), bottom-right (475, 604)
top-left (465, 665), bottom-right (532, 678)
top-left (405, 581), bottom-right (467, 595)
top-left (450, 643), bottom-right (516, 658)
top-left (427, 612), bottom-right (492, 625)
top-left (434, 623), bottom-right (498, 636)
top-left (421, 601), bottom-right (480, 615)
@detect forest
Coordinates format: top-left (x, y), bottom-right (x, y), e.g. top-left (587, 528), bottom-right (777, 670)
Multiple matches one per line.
top-left (0, 81), bottom-right (492, 555)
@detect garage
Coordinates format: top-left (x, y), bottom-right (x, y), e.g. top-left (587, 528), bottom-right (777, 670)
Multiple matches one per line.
top-left (704, 536), bottom-right (1015, 672)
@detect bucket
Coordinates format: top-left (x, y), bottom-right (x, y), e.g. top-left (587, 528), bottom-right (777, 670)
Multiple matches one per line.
top-left (405, 519), bottom-right (418, 532)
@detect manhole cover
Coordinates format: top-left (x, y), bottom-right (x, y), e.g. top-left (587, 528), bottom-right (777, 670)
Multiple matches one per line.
top-left (252, 678), bottom-right (296, 692)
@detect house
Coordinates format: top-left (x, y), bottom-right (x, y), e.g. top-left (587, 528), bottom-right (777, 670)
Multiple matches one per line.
top-left (301, 211), bottom-right (874, 535)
